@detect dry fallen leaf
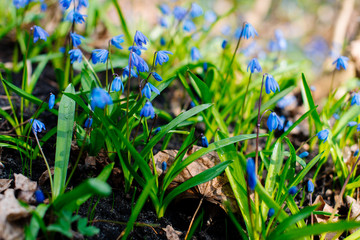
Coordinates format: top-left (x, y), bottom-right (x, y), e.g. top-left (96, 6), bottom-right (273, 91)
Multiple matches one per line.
top-left (346, 196), bottom-right (360, 233)
top-left (39, 167), bottom-right (54, 186)
top-left (0, 179), bottom-right (12, 193)
top-left (14, 173), bottom-right (37, 203)
top-left (163, 225), bottom-right (182, 240)
top-left (313, 195), bottom-right (339, 240)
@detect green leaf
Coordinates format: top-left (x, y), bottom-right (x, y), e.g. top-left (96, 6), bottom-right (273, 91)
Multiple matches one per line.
top-left (53, 84), bottom-right (76, 199)
top-left (333, 105), bottom-right (360, 138)
top-left (89, 128), bottom-right (105, 156)
top-left (188, 70), bottom-right (212, 103)
top-left (25, 204), bottom-right (49, 240)
top-left (77, 218), bottom-right (100, 236)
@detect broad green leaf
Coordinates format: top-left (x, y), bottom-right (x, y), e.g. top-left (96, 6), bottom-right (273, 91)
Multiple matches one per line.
top-left (188, 70), bottom-right (212, 103)
top-left (333, 104), bottom-right (360, 138)
top-left (289, 152), bottom-right (323, 187)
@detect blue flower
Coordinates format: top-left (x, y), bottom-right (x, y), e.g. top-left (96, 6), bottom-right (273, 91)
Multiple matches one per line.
top-left (348, 121), bottom-right (357, 127)
top-left (77, 0), bottom-right (88, 10)
top-left (201, 136), bottom-right (209, 148)
top-left (161, 161), bottom-right (167, 171)
top-left (140, 101), bottom-right (155, 118)
top-left (278, 115), bottom-right (285, 131)
top-left (354, 150), bottom-right (359, 157)
top-left (351, 93), bottom-right (360, 106)
top-left (203, 62), bottom-right (208, 72)
top-left (41, 3), bottom-right (47, 11)
top-left (247, 58), bottom-right (262, 73)
top-left (152, 72), bottom-right (162, 81)
top-left (111, 76), bottom-right (124, 93)
top-left (190, 3), bottom-right (203, 18)
top-left (221, 40), bottom-right (228, 49)
top-left (173, 6), bottom-right (187, 20)
top-left (142, 83), bottom-right (160, 99)
top-left (265, 74), bottom-right (280, 94)
top-left (310, 85), bottom-right (316, 91)
top-left (357, 124), bottom-right (360, 132)
top-left (35, 189), bottom-right (45, 203)
top-left (160, 37), bottom-right (166, 46)
top-left (307, 180), bottom-right (314, 193)
top-left (131, 53), bottom-right (149, 72)
top-left (70, 32), bottom-right (84, 48)
top-left (288, 186), bottom-right (298, 195)
top-left (66, 10), bottom-right (87, 24)
top-left (204, 11), bottom-right (217, 23)
top-left (268, 208), bottom-right (275, 218)
top-left (316, 129), bottom-right (329, 143)
top-left (48, 93), bottom-right (55, 110)
top-left (241, 22), bottom-right (258, 39)
top-left (122, 65), bottom-right (138, 78)
top-left (299, 151), bottom-right (309, 158)
top-left (134, 31), bottom-right (149, 47)
top-left (84, 117), bottom-right (93, 128)
top-left (160, 17), bottom-right (169, 28)
top-left (154, 127), bottom-right (161, 134)
top-left (277, 95), bottom-right (296, 109)
top-left (234, 27), bottom-right (242, 39)
top-left (91, 49), bottom-right (109, 64)
top-left (128, 46), bottom-right (147, 56)
top-left (33, 26), bottom-right (49, 43)
top-left (333, 113), bottom-right (340, 120)
top-left (155, 50), bottom-right (173, 66)
top-left (191, 47), bottom-right (201, 61)
top-left (111, 35), bottom-right (124, 49)
top-left (332, 56), bottom-right (349, 70)
top-left (275, 29), bottom-right (287, 51)
top-left (59, 0), bottom-right (71, 9)
top-left (183, 19), bottom-right (196, 32)
top-left (190, 101), bottom-right (196, 108)
top-left (90, 88), bottom-right (113, 110)
top-left (13, 0), bottom-right (29, 9)
top-left (267, 112), bottom-right (280, 132)
top-left (30, 119), bottom-right (46, 133)
top-left (246, 158), bottom-right (256, 190)
top-left (69, 49), bottom-right (82, 64)
top-left (159, 3), bottom-right (170, 15)
top-left (284, 120), bottom-right (293, 132)
top-left (222, 25), bottom-right (231, 36)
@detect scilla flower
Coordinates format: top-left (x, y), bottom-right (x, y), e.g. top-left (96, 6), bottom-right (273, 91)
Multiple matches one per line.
top-left (142, 83), bottom-right (160, 99)
top-left (155, 51), bottom-right (173, 66)
top-left (160, 37), bottom-right (166, 46)
top-left (129, 46), bottom-right (147, 56)
top-left (267, 112), bottom-right (281, 132)
top-left (111, 35), bottom-right (124, 49)
top-left (277, 95), bottom-right (296, 109)
top-left (91, 49), bottom-right (109, 64)
top-left (59, 0), bottom-right (72, 10)
top-left (190, 3), bottom-right (203, 18)
top-left (316, 129), bottom-right (329, 143)
top-left (66, 10), bottom-right (87, 24)
top-left (161, 161), bottom-right (167, 171)
top-left (348, 121), bottom-right (357, 127)
top-left (70, 32), bottom-right (84, 48)
top-left (268, 208), bottom-right (275, 218)
top-left (351, 93), bottom-right (360, 106)
top-left (201, 135), bottom-right (209, 148)
top-left (265, 74), bottom-right (280, 94)
top-left (140, 101), bottom-right (155, 118)
top-left (111, 76), bottom-right (124, 93)
top-left (134, 31), bottom-right (149, 47)
top-left (48, 93), bottom-right (55, 110)
top-left (191, 47), bottom-right (201, 61)
top-left (84, 117), bottom-right (93, 128)
top-left (35, 189), bottom-right (45, 203)
top-left (152, 72), bottom-right (162, 81)
top-left (307, 180), bottom-right (314, 193)
top-left (160, 17), bottom-right (169, 28)
top-left (132, 54), bottom-right (149, 72)
top-left (77, 0), bottom-right (88, 10)
top-left (183, 19), bottom-right (196, 32)
top-left (247, 58), bottom-right (262, 73)
top-left (32, 26), bottom-right (49, 43)
top-left (154, 127), bottom-right (161, 134)
top-left (221, 40), bottom-right (228, 49)
top-left (122, 65), bottom-right (138, 78)
top-left (205, 11), bottom-right (217, 23)
top-left (288, 186), bottom-right (298, 195)
top-left (332, 56), bottom-right (349, 70)
top-left (13, 0), bottom-right (29, 9)
top-left (275, 30), bottom-right (287, 51)
top-left (246, 158), bottom-right (256, 190)
top-left (299, 151), bottom-right (309, 158)
top-left (159, 3), bottom-right (170, 15)
top-left (30, 119), bottom-right (46, 133)
top-left (241, 22), bottom-right (258, 39)
top-left (69, 49), bottom-right (82, 64)
top-left (173, 6), bottom-right (187, 20)
top-left (90, 88), bottom-right (113, 110)
top-left (357, 124), bottom-right (360, 132)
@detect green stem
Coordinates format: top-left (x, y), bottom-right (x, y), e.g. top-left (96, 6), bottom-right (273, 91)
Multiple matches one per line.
top-left (21, 29), bottom-right (32, 133)
top-left (82, 56), bottom-right (102, 87)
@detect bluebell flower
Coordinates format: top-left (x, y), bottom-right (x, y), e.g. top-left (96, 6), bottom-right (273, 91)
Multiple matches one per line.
top-left (332, 56), bottom-right (349, 70)
top-left (84, 117), bottom-right (93, 128)
top-left (307, 180), bottom-right (314, 193)
top-left (160, 17), bottom-right (169, 28)
top-left (66, 10), bottom-right (87, 24)
top-left (284, 120), bottom-right (293, 132)
top-left (221, 40), bottom-right (228, 49)
top-left (268, 208), bottom-right (275, 218)
top-left (154, 127), bottom-right (161, 134)
top-left (111, 35), bottom-right (124, 49)
top-left (333, 113), bottom-right (340, 120)
top-left (128, 46), bottom-right (147, 56)
top-left (316, 129), bottom-right (329, 143)
top-left (267, 112), bottom-right (280, 132)
top-left (77, 0), bottom-right (88, 10)
top-left (69, 49), bottom-right (82, 64)
top-left (155, 50), bottom-right (173, 66)
top-left (299, 151), bottom-right (309, 158)
top-left (204, 11), bottom-right (217, 23)
top-left (173, 6), bottom-right (187, 20)
top-left (30, 119), bottom-right (46, 133)
top-left (277, 95), bottom-right (296, 109)
top-left (131, 53), bottom-right (149, 72)
top-left (160, 37), bottom-right (166, 46)
top-left (190, 3), bottom-right (203, 18)
top-left (152, 72), bottom-right (162, 81)
top-left (91, 49), bottom-right (109, 64)
top-left (247, 58), bottom-right (262, 73)
top-left (351, 93), bottom-right (360, 106)
top-left (35, 189), bottom-right (45, 203)
top-left (140, 101), bottom-right (155, 118)
top-left (288, 186), bottom-right (298, 195)
top-left (48, 93), bottom-right (55, 110)
top-left (246, 158), bottom-right (256, 190)
top-left (70, 32), bottom-right (84, 48)
top-left (203, 62), bottom-right (208, 72)
top-left (191, 47), bottom-right (201, 61)
top-left (265, 74), bottom-right (280, 94)
top-left (111, 77), bottom-right (124, 93)
top-left (159, 3), bottom-right (170, 15)
top-left (134, 31), bottom-right (149, 47)
top-left (348, 121), bottom-right (357, 127)
top-left (201, 136), bottom-right (209, 148)
top-left (90, 88), bottom-right (113, 110)
top-left (354, 150), bottom-right (359, 157)
top-left (241, 22), bottom-right (258, 39)
top-left (32, 26), bottom-right (49, 43)
top-left (183, 19), bottom-right (196, 32)
top-left (161, 161), bottom-right (167, 171)
top-left (59, 0), bottom-right (71, 9)
top-left (122, 65), bottom-right (138, 78)
top-left (142, 83), bottom-right (160, 99)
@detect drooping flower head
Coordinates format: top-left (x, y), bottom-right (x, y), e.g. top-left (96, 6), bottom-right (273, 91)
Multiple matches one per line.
top-left (204, 11), bottom-right (217, 23)
top-left (130, 53), bottom-right (149, 73)
top-left (191, 47), bottom-right (201, 61)
top-left (30, 119), bottom-right (46, 133)
top-left (91, 49), bottom-right (109, 64)
top-left (201, 135), bottom-right (209, 148)
top-left (307, 180), bottom-right (314, 193)
top-left (275, 29), bottom-right (287, 51)
top-left (142, 83), bottom-right (160, 99)
top-left (351, 93), bottom-right (360, 106)
top-left (155, 50), bottom-right (173, 66)
top-left (161, 161), bottom-right (167, 171)
top-left (277, 95), bottom-right (296, 109)
top-left (246, 158), bottom-right (257, 190)
top-left (140, 101), bottom-right (155, 118)
top-left (134, 31), bottom-right (149, 47)
top-left (288, 186), bottom-right (298, 196)
top-left (247, 58), bottom-right (262, 73)
top-left (160, 17), bottom-right (169, 28)
top-left (221, 40), bottom-right (228, 49)
top-left (122, 65), bottom-right (138, 78)
top-left (48, 93), bottom-right (55, 110)
top-left (160, 37), bottom-right (166, 46)
top-left (159, 3), bottom-right (170, 15)
top-left (128, 46), bottom-right (147, 56)
top-left (152, 72), bottom-right (162, 82)
top-left (348, 121), bottom-right (358, 127)
top-left (111, 35), bottom-right (124, 49)
top-left (154, 127), bottom-right (161, 135)
top-left (84, 117), bottom-right (93, 128)
top-left (59, 0), bottom-right (72, 10)
top-left (267, 112), bottom-right (281, 132)
top-left (13, 0), bottom-right (30, 9)
top-left (69, 49), bottom-right (82, 64)
top-left (111, 76), bottom-right (124, 93)
top-left (66, 10), bottom-right (87, 24)
top-left (77, 0), bottom-right (88, 10)
top-left (35, 189), bottom-right (45, 203)
top-left (173, 6), bottom-right (187, 20)
top-left (32, 26), bottom-right (49, 43)
top-left (332, 56), bottom-right (349, 70)
top-left (183, 19), bottom-right (196, 32)
top-left (70, 32), bottom-right (84, 48)
top-left (241, 22), bottom-right (258, 39)
top-left (190, 3), bottom-right (203, 18)
top-left (299, 151), bottom-right (309, 158)
top-left (268, 208), bottom-right (275, 218)
top-left (316, 129), bottom-right (329, 143)
top-left (90, 88), bottom-right (113, 110)
top-left (265, 74), bottom-right (280, 94)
